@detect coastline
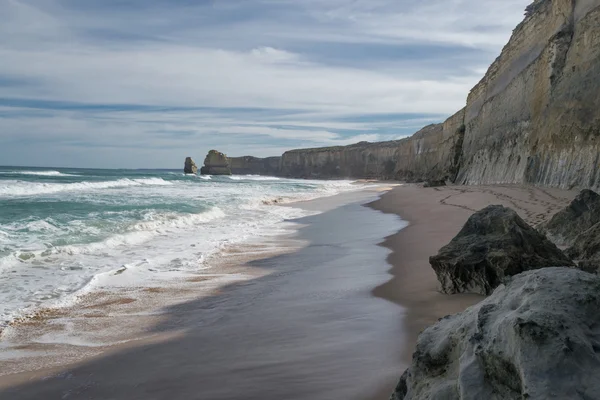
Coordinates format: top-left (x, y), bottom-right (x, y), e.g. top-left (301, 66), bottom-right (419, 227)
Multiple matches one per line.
top-left (0, 185), bottom-right (409, 400)
top-left (367, 183), bottom-right (577, 397)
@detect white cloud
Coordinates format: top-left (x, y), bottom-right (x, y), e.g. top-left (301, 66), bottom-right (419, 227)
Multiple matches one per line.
top-left (0, 0), bottom-right (532, 167)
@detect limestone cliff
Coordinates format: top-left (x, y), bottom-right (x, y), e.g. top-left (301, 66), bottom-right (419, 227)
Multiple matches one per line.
top-left (457, 0), bottom-right (600, 188)
top-left (278, 111), bottom-right (464, 181)
top-left (229, 156), bottom-right (281, 176)
top-left (200, 150), bottom-right (232, 175)
top-left (200, 0), bottom-right (599, 187)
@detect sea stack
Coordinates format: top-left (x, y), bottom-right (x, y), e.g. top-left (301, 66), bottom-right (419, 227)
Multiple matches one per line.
top-left (184, 157), bottom-right (198, 174)
top-left (201, 150), bottom-right (232, 175)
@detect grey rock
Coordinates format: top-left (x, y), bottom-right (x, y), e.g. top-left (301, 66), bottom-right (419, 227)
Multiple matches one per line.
top-left (429, 205), bottom-right (573, 295)
top-left (565, 220), bottom-right (600, 272)
top-left (394, 267), bottom-right (600, 400)
top-left (184, 157), bottom-right (198, 174)
top-left (539, 189), bottom-right (600, 247)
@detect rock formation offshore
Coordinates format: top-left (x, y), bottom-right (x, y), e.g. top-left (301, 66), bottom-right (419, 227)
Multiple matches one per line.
top-left (183, 157), bottom-right (198, 174)
top-left (204, 0), bottom-right (599, 190)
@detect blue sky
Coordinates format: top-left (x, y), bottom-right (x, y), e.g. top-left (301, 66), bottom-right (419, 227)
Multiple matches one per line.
top-left (0, 0), bottom-right (530, 168)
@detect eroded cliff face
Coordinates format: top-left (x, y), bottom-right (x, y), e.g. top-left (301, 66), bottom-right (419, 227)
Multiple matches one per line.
top-left (457, 0), bottom-right (600, 188)
top-left (278, 112), bottom-right (465, 181)
top-left (229, 156), bottom-right (281, 176)
top-left (206, 0), bottom-right (599, 187)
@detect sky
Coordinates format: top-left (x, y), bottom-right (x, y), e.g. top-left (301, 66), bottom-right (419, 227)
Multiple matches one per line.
top-left (0, 0), bottom-right (531, 169)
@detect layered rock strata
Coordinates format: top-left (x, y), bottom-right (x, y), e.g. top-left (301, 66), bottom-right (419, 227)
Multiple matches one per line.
top-left (456, 0), bottom-right (600, 188)
top-left (278, 111), bottom-right (465, 181)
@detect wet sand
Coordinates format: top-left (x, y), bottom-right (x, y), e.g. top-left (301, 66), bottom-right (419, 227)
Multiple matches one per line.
top-left (0, 184), bottom-right (577, 400)
top-left (368, 183), bottom-right (576, 396)
top-left (0, 189), bottom-right (408, 400)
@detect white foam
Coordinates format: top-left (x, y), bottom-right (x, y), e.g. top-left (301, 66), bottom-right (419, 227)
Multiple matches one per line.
top-left (0, 178), bottom-right (174, 197)
top-left (0, 173), bottom-right (372, 330)
top-left (0, 170), bottom-right (79, 177)
top-left (228, 175), bottom-right (281, 181)
top-left (0, 207), bottom-right (227, 270)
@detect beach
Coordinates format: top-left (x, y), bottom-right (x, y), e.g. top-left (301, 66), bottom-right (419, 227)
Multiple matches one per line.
top-left (368, 183), bottom-right (576, 396)
top-left (0, 183), bottom-right (578, 399)
top-left (0, 187), bottom-right (407, 400)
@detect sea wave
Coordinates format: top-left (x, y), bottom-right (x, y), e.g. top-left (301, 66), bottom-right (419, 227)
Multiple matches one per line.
top-left (0, 170), bottom-right (79, 177)
top-left (228, 175), bottom-right (281, 181)
top-left (0, 207), bottom-right (226, 270)
top-left (0, 177), bottom-right (174, 197)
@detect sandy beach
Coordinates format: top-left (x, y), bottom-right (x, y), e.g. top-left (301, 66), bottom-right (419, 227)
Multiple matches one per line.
top-left (0, 183), bottom-right (578, 400)
top-left (368, 183), bottom-right (576, 396)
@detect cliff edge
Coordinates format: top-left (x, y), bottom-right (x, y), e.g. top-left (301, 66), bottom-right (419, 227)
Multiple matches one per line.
top-left (457, 0), bottom-right (600, 189)
top-left (198, 0), bottom-right (599, 190)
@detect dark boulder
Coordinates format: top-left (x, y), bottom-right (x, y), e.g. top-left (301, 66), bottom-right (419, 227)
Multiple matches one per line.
top-left (565, 222), bottom-right (600, 273)
top-left (538, 189), bottom-right (600, 247)
top-left (429, 205), bottom-right (573, 295)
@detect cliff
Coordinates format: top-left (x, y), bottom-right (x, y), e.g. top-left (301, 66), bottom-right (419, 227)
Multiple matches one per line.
top-left (229, 156), bottom-right (281, 176)
top-left (200, 0), bottom-right (599, 188)
top-left (278, 111), bottom-right (464, 181)
top-left (457, 0), bottom-right (600, 188)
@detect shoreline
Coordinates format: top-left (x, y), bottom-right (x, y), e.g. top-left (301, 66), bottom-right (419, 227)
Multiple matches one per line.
top-left (0, 185), bottom-right (408, 400)
top-left (367, 183), bottom-right (577, 397)
top-left (0, 187), bottom-right (376, 376)
top-left (0, 182), bottom-right (579, 399)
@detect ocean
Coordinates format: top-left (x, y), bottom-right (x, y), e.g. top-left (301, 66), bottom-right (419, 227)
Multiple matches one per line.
top-left (0, 166), bottom-right (361, 329)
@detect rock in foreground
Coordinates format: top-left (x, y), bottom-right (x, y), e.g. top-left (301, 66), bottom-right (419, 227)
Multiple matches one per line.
top-left (539, 190), bottom-right (600, 247)
top-left (565, 222), bottom-right (600, 272)
top-left (184, 157), bottom-right (198, 174)
top-left (430, 205), bottom-right (572, 295)
top-left (393, 268), bottom-right (600, 400)
top-left (201, 150), bottom-right (232, 175)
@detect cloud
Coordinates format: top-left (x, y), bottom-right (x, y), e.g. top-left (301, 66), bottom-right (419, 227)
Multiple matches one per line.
top-left (0, 0), bottom-right (531, 168)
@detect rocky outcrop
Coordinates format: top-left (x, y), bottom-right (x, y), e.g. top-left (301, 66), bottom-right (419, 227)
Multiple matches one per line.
top-left (183, 157), bottom-right (198, 174)
top-left (539, 189), bottom-right (600, 246)
top-left (429, 205), bottom-right (573, 295)
top-left (456, 0), bottom-right (600, 189)
top-left (229, 156), bottom-right (281, 176)
top-left (200, 150), bottom-right (232, 175)
top-left (392, 267), bottom-right (600, 400)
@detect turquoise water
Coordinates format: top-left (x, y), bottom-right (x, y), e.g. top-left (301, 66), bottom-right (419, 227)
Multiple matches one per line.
top-left (0, 166), bottom-right (359, 326)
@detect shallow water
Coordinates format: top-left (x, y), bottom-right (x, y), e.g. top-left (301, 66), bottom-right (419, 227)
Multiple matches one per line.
top-left (0, 191), bottom-right (408, 400)
top-left (0, 166), bottom-right (361, 327)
